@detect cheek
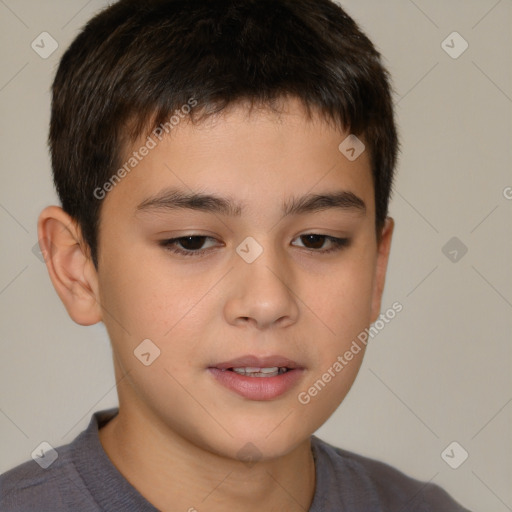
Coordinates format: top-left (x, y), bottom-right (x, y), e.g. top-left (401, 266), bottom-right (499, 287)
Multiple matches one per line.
top-left (296, 266), bottom-right (373, 430)
top-left (98, 242), bottom-right (187, 334)
top-left (97, 250), bottom-right (215, 386)
top-left (316, 253), bottom-right (376, 339)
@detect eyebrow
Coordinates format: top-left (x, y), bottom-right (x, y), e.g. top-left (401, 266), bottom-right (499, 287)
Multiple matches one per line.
top-left (135, 187), bottom-right (366, 218)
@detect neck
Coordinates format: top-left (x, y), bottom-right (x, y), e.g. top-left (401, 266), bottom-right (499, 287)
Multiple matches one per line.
top-left (98, 403), bottom-right (316, 512)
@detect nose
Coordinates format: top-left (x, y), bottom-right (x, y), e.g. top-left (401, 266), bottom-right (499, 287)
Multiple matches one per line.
top-left (223, 239), bottom-right (300, 330)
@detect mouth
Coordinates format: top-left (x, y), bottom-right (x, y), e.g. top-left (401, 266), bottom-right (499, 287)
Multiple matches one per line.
top-left (223, 366), bottom-right (290, 377)
top-left (207, 355), bottom-right (305, 400)
top-left (210, 355), bottom-right (303, 372)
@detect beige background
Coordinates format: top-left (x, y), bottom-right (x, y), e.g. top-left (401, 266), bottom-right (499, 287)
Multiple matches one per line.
top-left (0, 1), bottom-right (510, 510)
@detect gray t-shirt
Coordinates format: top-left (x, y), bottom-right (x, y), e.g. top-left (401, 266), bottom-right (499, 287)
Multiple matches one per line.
top-left (0, 408), bottom-right (471, 511)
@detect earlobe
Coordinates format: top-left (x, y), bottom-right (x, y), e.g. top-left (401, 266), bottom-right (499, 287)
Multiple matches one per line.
top-left (370, 217), bottom-right (394, 323)
top-left (37, 206), bottom-right (102, 326)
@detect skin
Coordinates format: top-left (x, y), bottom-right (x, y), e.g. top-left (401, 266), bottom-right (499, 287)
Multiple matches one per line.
top-left (38, 97), bottom-right (394, 512)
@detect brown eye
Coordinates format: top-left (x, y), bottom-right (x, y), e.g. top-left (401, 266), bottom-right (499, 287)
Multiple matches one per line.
top-left (160, 236), bottom-right (218, 257)
top-left (293, 234), bottom-right (350, 254)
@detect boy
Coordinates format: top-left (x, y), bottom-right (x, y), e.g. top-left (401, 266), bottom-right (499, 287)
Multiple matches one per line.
top-left (0, 0), bottom-right (471, 510)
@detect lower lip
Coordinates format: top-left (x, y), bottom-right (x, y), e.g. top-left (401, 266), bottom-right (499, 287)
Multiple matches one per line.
top-left (207, 368), bottom-right (305, 401)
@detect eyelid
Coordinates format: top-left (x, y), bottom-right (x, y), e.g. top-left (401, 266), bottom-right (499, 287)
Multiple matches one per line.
top-left (159, 235), bottom-right (219, 257)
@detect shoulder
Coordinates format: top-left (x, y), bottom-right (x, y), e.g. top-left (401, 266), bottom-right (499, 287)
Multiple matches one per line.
top-left (0, 408), bottom-right (124, 512)
top-left (311, 435), bottom-right (472, 511)
top-left (0, 441), bottom-right (98, 512)
top-left (0, 441), bottom-right (96, 512)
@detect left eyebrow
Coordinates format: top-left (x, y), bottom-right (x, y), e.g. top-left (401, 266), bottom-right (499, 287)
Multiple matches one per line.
top-left (135, 187), bottom-right (366, 218)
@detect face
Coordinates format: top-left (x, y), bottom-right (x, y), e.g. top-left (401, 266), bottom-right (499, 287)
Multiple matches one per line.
top-left (95, 97), bottom-right (392, 460)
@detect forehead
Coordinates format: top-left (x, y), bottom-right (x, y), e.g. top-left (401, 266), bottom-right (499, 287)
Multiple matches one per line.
top-left (103, 98), bottom-right (374, 218)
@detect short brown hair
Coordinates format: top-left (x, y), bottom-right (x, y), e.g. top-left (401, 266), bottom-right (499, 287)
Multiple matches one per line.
top-left (49, 0), bottom-right (399, 269)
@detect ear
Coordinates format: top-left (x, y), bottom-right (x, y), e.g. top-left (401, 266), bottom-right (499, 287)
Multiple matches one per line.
top-left (370, 217), bottom-right (394, 323)
top-left (37, 206), bottom-right (102, 326)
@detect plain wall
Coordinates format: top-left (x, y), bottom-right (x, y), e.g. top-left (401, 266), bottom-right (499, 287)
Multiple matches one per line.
top-left (0, 1), bottom-right (510, 511)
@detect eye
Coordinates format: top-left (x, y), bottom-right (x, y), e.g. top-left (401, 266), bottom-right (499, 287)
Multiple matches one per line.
top-left (159, 236), bottom-right (219, 257)
top-left (159, 234), bottom-right (350, 258)
top-left (292, 234), bottom-right (350, 254)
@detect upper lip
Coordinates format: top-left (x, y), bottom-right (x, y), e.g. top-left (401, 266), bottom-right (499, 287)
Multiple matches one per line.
top-left (210, 355), bottom-right (303, 370)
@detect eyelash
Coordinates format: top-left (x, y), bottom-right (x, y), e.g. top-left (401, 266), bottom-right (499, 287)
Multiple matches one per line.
top-left (159, 234), bottom-right (350, 258)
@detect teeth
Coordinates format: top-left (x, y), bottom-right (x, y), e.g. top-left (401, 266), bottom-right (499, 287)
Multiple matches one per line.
top-left (235, 367), bottom-right (279, 373)
top-left (231, 367), bottom-right (288, 377)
